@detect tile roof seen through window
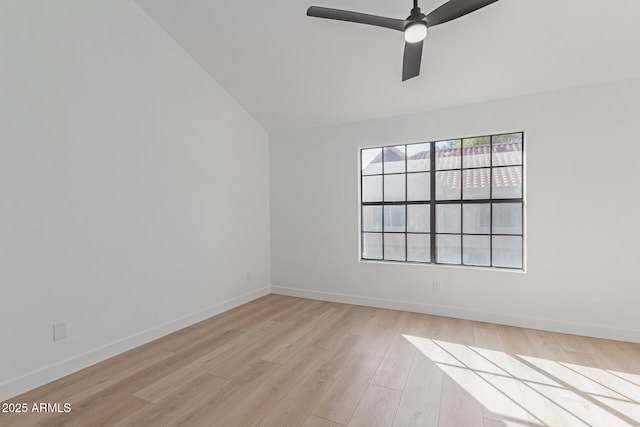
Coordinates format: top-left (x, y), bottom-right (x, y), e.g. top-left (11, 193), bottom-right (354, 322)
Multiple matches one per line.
top-left (362, 136), bottom-right (523, 195)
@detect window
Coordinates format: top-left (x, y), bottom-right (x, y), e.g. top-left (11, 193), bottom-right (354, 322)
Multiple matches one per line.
top-left (360, 132), bottom-right (524, 270)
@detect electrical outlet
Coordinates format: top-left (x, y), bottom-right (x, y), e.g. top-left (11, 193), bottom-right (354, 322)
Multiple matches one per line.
top-left (53, 322), bottom-right (67, 341)
top-left (246, 272), bottom-right (252, 282)
top-left (432, 280), bottom-right (441, 293)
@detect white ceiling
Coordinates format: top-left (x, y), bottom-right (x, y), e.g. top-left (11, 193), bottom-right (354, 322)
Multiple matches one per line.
top-left (136, 0), bottom-right (640, 133)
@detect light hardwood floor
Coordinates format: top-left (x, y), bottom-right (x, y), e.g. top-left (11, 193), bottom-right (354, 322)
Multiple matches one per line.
top-left (2, 295), bottom-right (640, 426)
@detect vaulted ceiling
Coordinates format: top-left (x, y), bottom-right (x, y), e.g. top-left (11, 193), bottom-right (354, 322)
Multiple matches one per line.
top-left (136, 0), bottom-right (640, 132)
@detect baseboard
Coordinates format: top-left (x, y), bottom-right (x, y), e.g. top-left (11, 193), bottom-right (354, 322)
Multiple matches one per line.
top-left (0, 286), bottom-right (271, 402)
top-left (271, 286), bottom-right (640, 344)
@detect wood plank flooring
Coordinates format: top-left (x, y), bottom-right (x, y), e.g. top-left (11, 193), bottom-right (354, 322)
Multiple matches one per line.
top-left (2, 294), bottom-right (640, 426)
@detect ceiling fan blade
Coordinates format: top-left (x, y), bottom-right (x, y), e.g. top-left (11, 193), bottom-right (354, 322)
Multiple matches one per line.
top-left (402, 40), bottom-right (423, 81)
top-left (307, 6), bottom-right (407, 32)
top-left (425, 0), bottom-right (498, 27)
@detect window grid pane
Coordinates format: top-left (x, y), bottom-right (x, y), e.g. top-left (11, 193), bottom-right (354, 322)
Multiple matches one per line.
top-left (407, 233), bottom-right (431, 262)
top-left (361, 133), bottom-right (524, 270)
top-left (384, 233), bottom-right (406, 261)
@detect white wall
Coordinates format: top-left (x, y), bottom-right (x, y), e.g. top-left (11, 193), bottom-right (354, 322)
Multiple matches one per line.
top-left (0, 1), bottom-right (270, 400)
top-left (271, 77), bottom-right (640, 343)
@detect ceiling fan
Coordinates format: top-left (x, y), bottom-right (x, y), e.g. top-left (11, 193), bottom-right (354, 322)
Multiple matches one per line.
top-left (307, 0), bottom-right (499, 81)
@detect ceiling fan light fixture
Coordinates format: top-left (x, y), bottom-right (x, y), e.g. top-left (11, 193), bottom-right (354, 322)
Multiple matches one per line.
top-left (404, 22), bottom-right (427, 43)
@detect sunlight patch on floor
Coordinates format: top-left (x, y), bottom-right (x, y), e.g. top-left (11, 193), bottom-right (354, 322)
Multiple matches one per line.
top-left (403, 335), bottom-right (640, 427)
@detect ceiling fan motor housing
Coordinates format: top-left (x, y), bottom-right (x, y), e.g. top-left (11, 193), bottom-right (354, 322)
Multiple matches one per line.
top-left (407, 7), bottom-right (426, 23)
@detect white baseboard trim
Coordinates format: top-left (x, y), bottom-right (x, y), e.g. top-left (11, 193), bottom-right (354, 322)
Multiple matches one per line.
top-left (271, 286), bottom-right (640, 344)
top-left (0, 286), bottom-right (270, 402)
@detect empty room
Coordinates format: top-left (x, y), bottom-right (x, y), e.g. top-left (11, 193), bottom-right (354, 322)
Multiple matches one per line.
top-left (1, 0), bottom-right (640, 426)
